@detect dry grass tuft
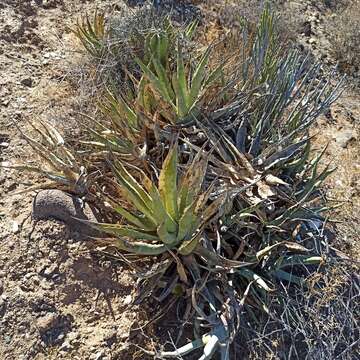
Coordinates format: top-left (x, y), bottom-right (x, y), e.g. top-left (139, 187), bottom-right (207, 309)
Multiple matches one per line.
top-left (241, 261), bottom-right (359, 360)
top-left (329, 1), bottom-right (360, 78)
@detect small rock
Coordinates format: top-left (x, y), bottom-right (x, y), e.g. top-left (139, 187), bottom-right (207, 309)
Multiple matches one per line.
top-left (4, 335), bottom-right (12, 344)
top-left (334, 129), bottom-right (357, 148)
top-left (24, 272), bottom-right (36, 280)
top-left (302, 21), bottom-right (312, 37)
top-left (90, 350), bottom-right (105, 360)
top-left (36, 313), bottom-right (59, 334)
top-left (11, 220), bottom-right (19, 234)
top-left (43, 263), bottom-right (58, 278)
top-left (0, 141), bottom-right (9, 148)
top-left (308, 37), bottom-right (316, 45)
top-left (21, 78), bottom-right (33, 87)
top-left (20, 280), bottom-right (33, 292)
top-left (59, 340), bottom-right (72, 351)
top-left (1, 99), bottom-right (10, 107)
top-left (103, 329), bottom-right (117, 347)
top-left (40, 279), bottom-right (54, 290)
top-left (67, 331), bottom-right (80, 343)
top-left (32, 190), bottom-right (99, 236)
top-left (0, 297), bottom-right (6, 316)
top-left (118, 330), bottom-right (129, 341)
top-left (56, 333), bottom-right (65, 342)
top-left (123, 295), bottom-right (132, 305)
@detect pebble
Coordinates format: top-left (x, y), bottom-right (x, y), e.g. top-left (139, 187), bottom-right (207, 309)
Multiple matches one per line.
top-left (59, 341), bottom-right (72, 351)
top-left (0, 142), bottom-right (9, 148)
top-left (21, 78), bottom-right (33, 87)
top-left (1, 99), bottom-right (10, 107)
top-left (36, 313), bottom-right (59, 334)
top-left (40, 279), bottom-right (54, 290)
top-left (89, 350), bottom-right (105, 360)
top-left (43, 263), bottom-right (58, 278)
top-left (57, 333), bottom-right (65, 342)
top-left (11, 220), bottom-right (19, 234)
top-left (0, 298), bottom-right (6, 314)
top-left (67, 331), bottom-right (80, 343)
top-left (123, 295), bottom-right (132, 305)
top-left (334, 129), bottom-right (357, 148)
top-left (24, 272), bottom-right (36, 280)
top-left (4, 335), bottom-right (12, 344)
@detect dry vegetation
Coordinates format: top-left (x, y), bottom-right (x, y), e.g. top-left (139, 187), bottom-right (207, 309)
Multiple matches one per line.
top-left (329, 0), bottom-right (360, 78)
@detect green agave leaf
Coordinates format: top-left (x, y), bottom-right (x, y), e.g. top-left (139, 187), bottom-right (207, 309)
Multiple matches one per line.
top-left (142, 175), bottom-right (177, 233)
top-left (93, 11), bottom-right (105, 37)
top-left (156, 33), bottom-right (169, 66)
top-left (113, 237), bottom-right (168, 255)
top-left (159, 144), bottom-right (179, 220)
top-left (178, 232), bottom-right (201, 256)
top-left (152, 56), bottom-right (175, 102)
top-left (135, 57), bottom-right (175, 108)
top-left (85, 127), bottom-right (133, 154)
top-left (237, 269), bottom-right (274, 292)
top-left (189, 46), bottom-right (212, 108)
top-left (157, 221), bottom-right (178, 245)
top-left (21, 133), bottom-right (69, 172)
top-left (178, 148), bottom-right (208, 214)
top-left (111, 161), bottom-right (157, 224)
top-left (204, 62), bottom-right (223, 87)
top-left (85, 14), bottom-right (98, 40)
top-left (111, 202), bottom-right (157, 232)
top-left (176, 43), bottom-right (189, 111)
top-left (272, 269), bottom-right (305, 286)
top-left (108, 90), bottom-right (138, 128)
top-left (263, 138), bottom-right (309, 170)
top-left (296, 164), bottom-right (336, 203)
top-left (172, 73), bottom-right (187, 119)
top-left (177, 202), bottom-right (198, 242)
top-left (90, 222), bottom-right (159, 242)
top-left (0, 164), bottom-right (77, 187)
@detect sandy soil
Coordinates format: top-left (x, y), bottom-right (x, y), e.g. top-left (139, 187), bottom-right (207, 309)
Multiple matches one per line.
top-left (0, 1), bottom-right (359, 359)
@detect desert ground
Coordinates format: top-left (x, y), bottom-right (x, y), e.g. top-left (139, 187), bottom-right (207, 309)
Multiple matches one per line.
top-left (0, 1), bottom-right (359, 359)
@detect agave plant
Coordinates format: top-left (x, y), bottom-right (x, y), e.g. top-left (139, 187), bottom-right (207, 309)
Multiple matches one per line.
top-left (81, 88), bottom-right (141, 160)
top-left (2, 121), bottom-right (88, 195)
top-left (10, 3), bottom-right (346, 359)
top-left (135, 22), bottom-right (223, 125)
top-left (73, 11), bottom-right (106, 58)
top-left (84, 142), bottom-right (223, 255)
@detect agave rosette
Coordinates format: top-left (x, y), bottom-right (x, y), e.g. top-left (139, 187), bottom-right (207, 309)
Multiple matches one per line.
top-left (8, 5), bottom-right (346, 359)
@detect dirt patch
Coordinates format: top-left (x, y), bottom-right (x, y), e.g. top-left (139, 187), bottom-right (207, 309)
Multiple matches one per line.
top-left (0, 219), bottom-right (143, 360)
top-left (0, 1), bottom-right (146, 359)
